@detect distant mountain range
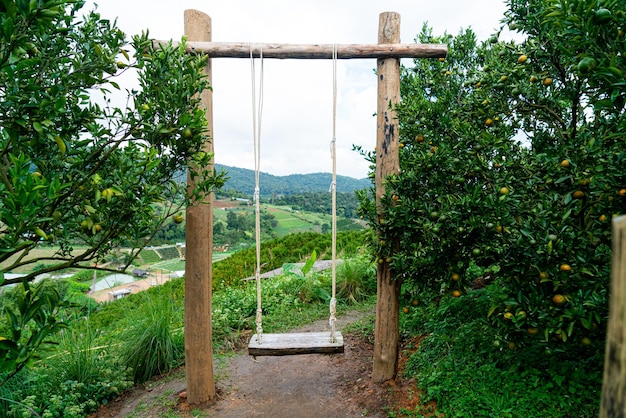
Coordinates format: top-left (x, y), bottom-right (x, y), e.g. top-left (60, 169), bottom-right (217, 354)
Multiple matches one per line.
top-left (215, 164), bottom-right (370, 195)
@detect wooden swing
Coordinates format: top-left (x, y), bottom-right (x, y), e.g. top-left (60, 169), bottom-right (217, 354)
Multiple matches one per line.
top-left (247, 45), bottom-right (344, 356)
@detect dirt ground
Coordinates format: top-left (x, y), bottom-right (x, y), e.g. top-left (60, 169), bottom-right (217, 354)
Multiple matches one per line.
top-left (88, 311), bottom-right (435, 418)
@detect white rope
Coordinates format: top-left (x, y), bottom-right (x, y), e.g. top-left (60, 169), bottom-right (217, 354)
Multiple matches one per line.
top-left (329, 44), bottom-right (338, 343)
top-left (251, 44), bottom-right (264, 344)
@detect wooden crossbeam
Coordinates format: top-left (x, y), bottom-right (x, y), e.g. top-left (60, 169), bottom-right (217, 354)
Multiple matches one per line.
top-left (248, 332), bottom-right (344, 356)
top-left (154, 41), bottom-right (447, 59)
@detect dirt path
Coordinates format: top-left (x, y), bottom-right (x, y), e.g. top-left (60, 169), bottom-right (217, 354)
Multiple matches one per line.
top-left (90, 311), bottom-right (423, 417)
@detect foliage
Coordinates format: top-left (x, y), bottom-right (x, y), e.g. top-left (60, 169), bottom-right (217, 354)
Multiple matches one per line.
top-left (118, 293), bottom-right (184, 383)
top-left (0, 0), bottom-right (224, 286)
top-left (5, 361), bottom-right (132, 417)
top-left (401, 290), bottom-right (603, 416)
top-left (212, 230), bottom-right (369, 289)
top-left (358, 0), bottom-right (625, 354)
top-left (336, 255), bottom-right (377, 304)
top-left (0, 280), bottom-right (69, 384)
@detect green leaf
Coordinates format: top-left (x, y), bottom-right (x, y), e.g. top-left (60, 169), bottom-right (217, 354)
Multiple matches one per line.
top-left (32, 121), bottom-right (43, 135)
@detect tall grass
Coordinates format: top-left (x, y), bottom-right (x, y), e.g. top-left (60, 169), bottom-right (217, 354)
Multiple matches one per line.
top-left (50, 325), bottom-right (105, 384)
top-left (118, 293), bottom-right (184, 383)
top-left (336, 256), bottom-right (376, 304)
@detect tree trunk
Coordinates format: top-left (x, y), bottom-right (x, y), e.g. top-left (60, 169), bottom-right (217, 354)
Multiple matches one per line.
top-left (372, 11), bottom-right (402, 383)
top-left (183, 9), bottom-right (215, 405)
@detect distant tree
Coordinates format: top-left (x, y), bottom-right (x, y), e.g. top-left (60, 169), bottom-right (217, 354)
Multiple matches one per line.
top-left (226, 210), bottom-right (241, 231)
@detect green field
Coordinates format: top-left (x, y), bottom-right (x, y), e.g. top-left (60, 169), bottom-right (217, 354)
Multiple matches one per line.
top-left (1, 246), bottom-right (231, 278)
top-left (214, 202), bottom-right (333, 238)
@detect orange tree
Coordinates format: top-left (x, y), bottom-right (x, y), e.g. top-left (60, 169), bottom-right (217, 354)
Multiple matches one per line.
top-left (0, 0), bottom-right (224, 381)
top-left (357, 0), bottom-right (625, 351)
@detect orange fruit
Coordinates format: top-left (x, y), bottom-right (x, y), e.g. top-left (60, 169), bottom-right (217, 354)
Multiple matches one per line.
top-left (572, 190), bottom-right (585, 199)
top-left (527, 327), bottom-right (539, 335)
top-left (619, 189), bottom-right (626, 196)
top-left (416, 134), bottom-right (425, 143)
top-left (500, 75), bottom-right (508, 82)
top-left (402, 307), bottom-right (409, 314)
top-left (499, 187), bottom-right (510, 195)
top-left (552, 294), bottom-right (566, 306)
top-left (412, 300), bottom-right (419, 306)
top-left (559, 264), bottom-right (572, 272)
top-left (439, 57), bottom-right (445, 62)
top-left (451, 273), bottom-right (460, 281)
top-left (530, 75), bottom-right (539, 83)
top-left (495, 225), bottom-right (503, 233)
top-left (485, 118), bottom-right (494, 126)
top-left (560, 159), bottom-right (570, 167)
top-left (543, 77), bottom-right (553, 86)
top-left (452, 290), bottom-right (462, 298)
top-left (518, 54), bottom-right (528, 63)
top-left (504, 312), bottom-right (514, 320)
top-left (599, 214), bottom-right (608, 222)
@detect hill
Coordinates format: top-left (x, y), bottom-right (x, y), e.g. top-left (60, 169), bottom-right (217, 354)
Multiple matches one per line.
top-left (215, 164), bottom-right (370, 195)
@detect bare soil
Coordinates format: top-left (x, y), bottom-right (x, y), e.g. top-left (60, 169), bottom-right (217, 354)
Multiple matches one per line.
top-left (89, 311), bottom-right (436, 417)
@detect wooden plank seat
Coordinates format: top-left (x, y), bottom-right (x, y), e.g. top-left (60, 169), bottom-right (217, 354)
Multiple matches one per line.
top-left (248, 331), bottom-right (344, 356)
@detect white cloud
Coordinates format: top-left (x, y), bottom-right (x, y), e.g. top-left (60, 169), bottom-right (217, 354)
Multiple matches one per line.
top-left (86, 0), bottom-right (509, 178)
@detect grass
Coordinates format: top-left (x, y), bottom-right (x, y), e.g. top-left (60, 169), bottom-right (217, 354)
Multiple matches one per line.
top-left (151, 258), bottom-right (186, 271)
top-left (119, 292), bottom-right (185, 383)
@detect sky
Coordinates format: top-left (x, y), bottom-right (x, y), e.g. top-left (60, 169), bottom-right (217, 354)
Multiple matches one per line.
top-left (85, 0), bottom-right (511, 179)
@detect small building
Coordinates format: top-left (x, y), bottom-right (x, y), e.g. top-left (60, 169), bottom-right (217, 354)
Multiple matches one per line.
top-left (109, 288), bottom-right (131, 301)
top-left (132, 269), bottom-right (148, 278)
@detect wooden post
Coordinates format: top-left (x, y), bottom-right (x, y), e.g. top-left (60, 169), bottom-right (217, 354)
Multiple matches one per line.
top-left (183, 9), bottom-right (215, 404)
top-left (600, 215), bottom-right (626, 417)
top-left (372, 11), bottom-right (402, 383)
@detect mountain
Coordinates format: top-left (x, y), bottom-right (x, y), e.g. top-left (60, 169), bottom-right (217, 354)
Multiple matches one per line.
top-left (215, 164), bottom-right (370, 195)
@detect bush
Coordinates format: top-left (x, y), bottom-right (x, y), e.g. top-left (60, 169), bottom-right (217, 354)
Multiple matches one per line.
top-left (402, 290), bottom-right (603, 417)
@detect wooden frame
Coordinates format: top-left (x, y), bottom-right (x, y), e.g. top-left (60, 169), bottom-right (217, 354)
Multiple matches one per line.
top-left (178, 9), bottom-right (447, 403)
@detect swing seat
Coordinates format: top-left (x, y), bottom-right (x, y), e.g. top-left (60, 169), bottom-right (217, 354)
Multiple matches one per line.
top-left (248, 331), bottom-right (344, 356)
